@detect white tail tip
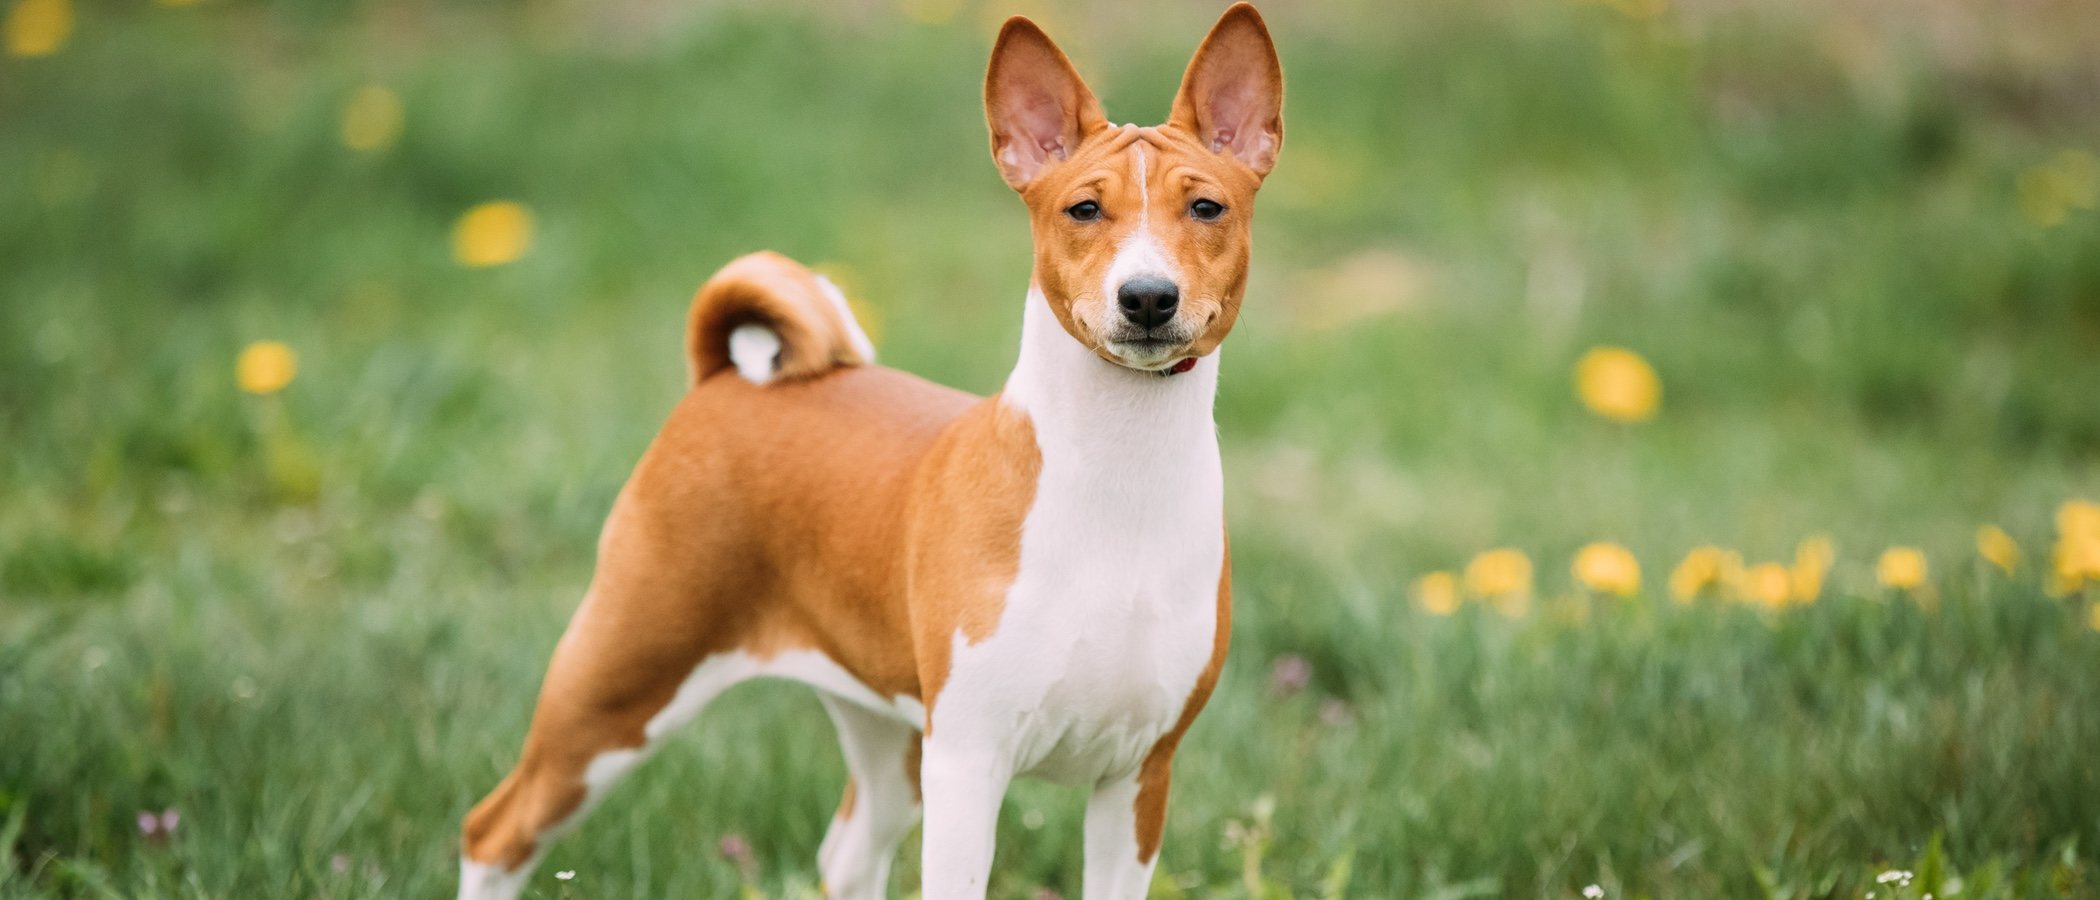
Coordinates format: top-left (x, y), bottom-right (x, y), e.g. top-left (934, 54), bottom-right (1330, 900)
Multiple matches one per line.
top-left (727, 323), bottom-right (783, 384)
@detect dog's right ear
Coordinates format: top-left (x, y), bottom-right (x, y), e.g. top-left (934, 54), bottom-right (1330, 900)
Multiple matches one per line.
top-left (984, 17), bottom-right (1109, 192)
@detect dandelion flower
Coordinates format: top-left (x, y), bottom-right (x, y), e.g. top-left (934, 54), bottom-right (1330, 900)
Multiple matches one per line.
top-left (453, 200), bottom-right (534, 268)
top-left (1876, 547), bottom-right (1927, 590)
top-left (5, 0), bottom-right (71, 58)
top-left (1789, 535), bottom-right (1833, 604)
top-left (340, 84), bottom-right (403, 153)
top-left (2051, 500), bottom-right (2100, 595)
top-left (236, 341), bottom-right (298, 395)
top-left (1742, 562), bottom-right (1791, 608)
top-left (1976, 525), bottom-right (2019, 575)
top-left (1669, 545), bottom-right (1738, 603)
top-left (1412, 570), bottom-right (1459, 616)
top-left (1572, 542), bottom-right (1640, 597)
top-left (2061, 499), bottom-right (2100, 539)
top-left (1574, 346), bottom-right (1661, 423)
top-left (1464, 548), bottom-right (1533, 617)
top-left (2054, 534), bottom-right (2100, 595)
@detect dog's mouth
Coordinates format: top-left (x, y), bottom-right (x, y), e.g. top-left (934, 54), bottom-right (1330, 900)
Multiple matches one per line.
top-left (1103, 335), bottom-right (1195, 370)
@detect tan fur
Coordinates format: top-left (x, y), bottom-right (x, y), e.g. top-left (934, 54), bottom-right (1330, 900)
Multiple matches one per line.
top-left (1133, 539), bottom-right (1233, 863)
top-left (903, 400), bottom-right (1042, 732)
top-left (465, 364), bottom-right (978, 866)
top-left (462, 3), bottom-right (1282, 884)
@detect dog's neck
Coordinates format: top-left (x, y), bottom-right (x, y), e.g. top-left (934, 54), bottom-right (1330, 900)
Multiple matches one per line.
top-left (1002, 285), bottom-right (1220, 472)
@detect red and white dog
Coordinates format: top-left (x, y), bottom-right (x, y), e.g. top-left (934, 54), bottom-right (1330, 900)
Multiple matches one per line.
top-left (459, 6), bottom-right (1281, 897)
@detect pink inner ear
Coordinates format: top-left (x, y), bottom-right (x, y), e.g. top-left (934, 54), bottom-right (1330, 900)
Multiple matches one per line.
top-left (998, 89), bottom-right (1074, 180)
top-left (1205, 82), bottom-right (1256, 150)
top-left (1019, 94), bottom-right (1068, 157)
top-left (1198, 76), bottom-right (1277, 169)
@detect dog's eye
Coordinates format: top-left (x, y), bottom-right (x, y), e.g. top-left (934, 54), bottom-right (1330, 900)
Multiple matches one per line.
top-left (1065, 200), bottom-right (1102, 222)
top-left (1189, 199), bottom-right (1226, 221)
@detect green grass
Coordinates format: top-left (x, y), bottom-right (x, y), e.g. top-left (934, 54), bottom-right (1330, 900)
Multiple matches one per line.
top-left (5, 0), bottom-right (2100, 896)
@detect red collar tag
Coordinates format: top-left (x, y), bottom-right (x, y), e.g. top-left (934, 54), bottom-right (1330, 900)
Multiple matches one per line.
top-left (1166, 357), bottom-right (1198, 375)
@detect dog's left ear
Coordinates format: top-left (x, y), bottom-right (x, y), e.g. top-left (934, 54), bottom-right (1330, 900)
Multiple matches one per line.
top-left (1168, 3), bottom-right (1283, 178)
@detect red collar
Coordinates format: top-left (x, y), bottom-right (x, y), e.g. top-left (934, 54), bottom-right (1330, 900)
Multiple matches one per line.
top-left (1164, 357), bottom-right (1198, 376)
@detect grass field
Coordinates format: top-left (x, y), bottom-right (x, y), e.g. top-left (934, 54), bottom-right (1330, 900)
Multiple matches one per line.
top-left (5, 0), bottom-right (2100, 896)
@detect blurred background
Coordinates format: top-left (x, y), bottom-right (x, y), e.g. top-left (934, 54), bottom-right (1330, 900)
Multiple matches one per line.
top-left (4, 0), bottom-right (2100, 896)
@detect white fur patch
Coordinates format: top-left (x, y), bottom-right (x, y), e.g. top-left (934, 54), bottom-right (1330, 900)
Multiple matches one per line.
top-left (727, 323), bottom-right (781, 384)
top-left (458, 854), bottom-right (537, 900)
top-left (1100, 145), bottom-right (1183, 316)
top-left (940, 290), bottom-right (1223, 785)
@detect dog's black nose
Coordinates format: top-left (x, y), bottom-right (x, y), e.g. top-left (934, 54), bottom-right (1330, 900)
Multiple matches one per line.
top-left (1117, 277), bottom-right (1180, 330)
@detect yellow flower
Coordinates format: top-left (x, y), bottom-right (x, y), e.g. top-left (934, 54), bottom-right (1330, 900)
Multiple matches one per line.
top-left (5, 0), bottom-right (72, 58)
top-left (340, 84), bottom-right (404, 153)
top-left (1571, 542), bottom-right (1640, 597)
top-left (1742, 563), bottom-right (1792, 608)
top-left (1465, 548), bottom-right (1533, 617)
top-left (1789, 535), bottom-right (1833, 604)
top-left (2054, 534), bottom-right (2100, 596)
top-left (1975, 525), bottom-right (2019, 575)
top-left (1876, 546), bottom-right (1927, 591)
top-left (236, 341), bottom-right (298, 395)
top-left (2052, 500), bottom-right (2100, 595)
top-left (2059, 499), bottom-right (2100, 541)
top-left (452, 201), bottom-right (534, 268)
top-left (1412, 571), bottom-right (1459, 616)
top-left (1574, 346), bottom-right (1661, 423)
top-left (1669, 545), bottom-right (1738, 603)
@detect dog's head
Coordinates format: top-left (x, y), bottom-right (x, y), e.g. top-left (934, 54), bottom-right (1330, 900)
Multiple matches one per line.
top-left (985, 3), bottom-right (1282, 372)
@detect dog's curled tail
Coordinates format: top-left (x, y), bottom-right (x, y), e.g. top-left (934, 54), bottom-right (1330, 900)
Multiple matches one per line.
top-left (685, 251), bottom-right (877, 387)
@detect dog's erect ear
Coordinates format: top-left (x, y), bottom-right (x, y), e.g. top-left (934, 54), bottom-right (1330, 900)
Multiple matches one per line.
top-left (1168, 3), bottom-right (1283, 178)
top-left (985, 17), bottom-right (1109, 191)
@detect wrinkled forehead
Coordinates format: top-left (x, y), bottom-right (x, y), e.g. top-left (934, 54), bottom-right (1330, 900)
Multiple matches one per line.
top-left (1032, 123), bottom-right (1256, 198)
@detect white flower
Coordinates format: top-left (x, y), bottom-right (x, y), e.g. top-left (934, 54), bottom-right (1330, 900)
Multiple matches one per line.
top-left (1583, 886), bottom-right (1604, 899)
top-left (555, 870), bottom-right (575, 881)
top-left (1877, 869), bottom-right (1913, 885)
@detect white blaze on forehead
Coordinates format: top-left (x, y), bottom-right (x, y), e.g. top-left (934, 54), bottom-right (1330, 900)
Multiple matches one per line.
top-left (1133, 144), bottom-right (1149, 225)
top-left (1101, 143), bottom-right (1180, 306)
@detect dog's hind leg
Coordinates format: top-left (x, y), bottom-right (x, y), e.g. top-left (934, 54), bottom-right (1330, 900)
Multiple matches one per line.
top-left (457, 571), bottom-right (773, 899)
top-left (815, 694), bottom-right (923, 899)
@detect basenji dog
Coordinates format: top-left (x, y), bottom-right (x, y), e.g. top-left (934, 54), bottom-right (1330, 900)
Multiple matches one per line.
top-left (458, 5), bottom-right (1281, 897)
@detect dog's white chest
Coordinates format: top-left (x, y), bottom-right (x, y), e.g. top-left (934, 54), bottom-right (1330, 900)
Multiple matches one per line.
top-left (931, 396), bottom-right (1224, 784)
top-left (939, 516), bottom-right (1222, 784)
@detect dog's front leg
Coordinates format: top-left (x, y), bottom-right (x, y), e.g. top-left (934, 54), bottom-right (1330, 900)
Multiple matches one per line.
top-left (1080, 767), bottom-right (1166, 900)
top-left (917, 740), bottom-right (1012, 899)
